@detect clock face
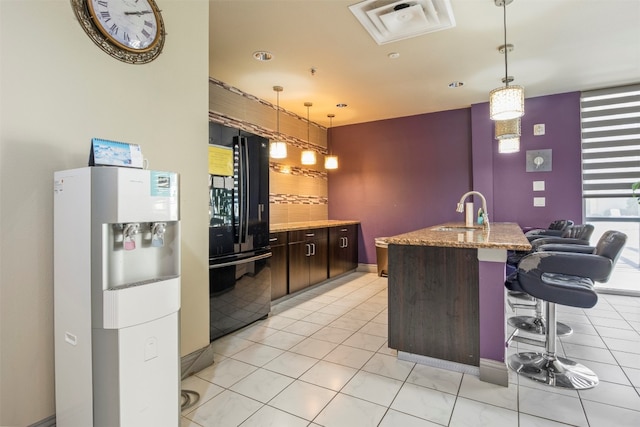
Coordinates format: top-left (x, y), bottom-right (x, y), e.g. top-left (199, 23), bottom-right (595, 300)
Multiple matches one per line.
top-left (87, 0), bottom-right (160, 52)
top-left (71, 0), bottom-right (165, 64)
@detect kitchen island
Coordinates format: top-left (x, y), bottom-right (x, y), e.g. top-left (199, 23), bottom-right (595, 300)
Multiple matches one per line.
top-left (387, 222), bottom-right (530, 386)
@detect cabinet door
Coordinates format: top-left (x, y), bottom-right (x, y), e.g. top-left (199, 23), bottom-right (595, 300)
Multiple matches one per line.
top-left (328, 227), bottom-right (344, 278)
top-left (288, 241), bottom-right (309, 293)
top-left (329, 225), bottom-right (358, 278)
top-left (309, 236), bottom-right (328, 286)
top-left (270, 232), bottom-right (288, 300)
top-left (344, 225), bottom-right (358, 272)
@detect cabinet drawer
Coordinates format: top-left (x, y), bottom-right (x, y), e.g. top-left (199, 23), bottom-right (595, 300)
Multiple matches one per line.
top-left (288, 228), bottom-right (327, 243)
top-left (269, 232), bottom-right (287, 246)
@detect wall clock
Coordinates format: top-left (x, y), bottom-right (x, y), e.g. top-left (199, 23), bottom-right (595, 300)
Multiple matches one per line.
top-left (71, 0), bottom-right (165, 64)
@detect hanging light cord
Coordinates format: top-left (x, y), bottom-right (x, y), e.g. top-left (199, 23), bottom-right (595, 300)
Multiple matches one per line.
top-left (328, 114), bottom-right (334, 154)
top-left (276, 90), bottom-right (280, 135)
top-left (307, 105), bottom-right (310, 143)
top-left (502, 1), bottom-right (509, 87)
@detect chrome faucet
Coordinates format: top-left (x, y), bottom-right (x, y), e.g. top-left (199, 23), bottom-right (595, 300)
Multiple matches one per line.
top-left (456, 191), bottom-right (490, 229)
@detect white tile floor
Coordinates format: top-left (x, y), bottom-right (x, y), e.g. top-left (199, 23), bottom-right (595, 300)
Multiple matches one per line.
top-left (181, 272), bottom-right (640, 427)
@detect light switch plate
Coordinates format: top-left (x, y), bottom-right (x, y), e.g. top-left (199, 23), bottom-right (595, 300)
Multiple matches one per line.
top-left (533, 180), bottom-right (545, 191)
top-left (533, 197), bottom-right (546, 207)
top-left (534, 124), bottom-right (546, 136)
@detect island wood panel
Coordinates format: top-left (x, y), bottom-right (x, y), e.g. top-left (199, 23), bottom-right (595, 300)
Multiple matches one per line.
top-left (388, 244), bottom-right (480, 366)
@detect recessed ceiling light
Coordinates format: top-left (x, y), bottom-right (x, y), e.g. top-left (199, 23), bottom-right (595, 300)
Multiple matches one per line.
top-left (388, 52), bottom-right (400, 59)
top-left (448, 81), bottom-right (464, 88)
top-left (253, 51), bottom-right (273, 61)
top-left (336, 103), bottom-right (348, 108)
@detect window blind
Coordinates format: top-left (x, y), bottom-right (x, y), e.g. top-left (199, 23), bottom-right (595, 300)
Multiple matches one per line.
top-left (580, 84), bottom-right (640, 198)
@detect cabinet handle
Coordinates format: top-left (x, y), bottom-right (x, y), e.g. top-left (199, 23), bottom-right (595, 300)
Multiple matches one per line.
top-left (341, 228), bottom-right (348, 232)
top-left (305, 243), bottom-right (311, 257)
top-left (344, 237), bottom-right (349, 248)
top-left (310, 242), bottom-right (316, 256)
top-left (305, 233), bottom-right (315, 237)
top-left (269, 237), bottom-right (278, 242)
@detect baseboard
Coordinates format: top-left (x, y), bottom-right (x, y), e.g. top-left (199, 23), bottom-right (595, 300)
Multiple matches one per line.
top-left (358, 263), bottom-right (378, 274)
top-left (398, 351), bottom-right (480, 376)
top-left (596, 287), bottom-right (640, 297)
top-left (181, 344), bottom-right (216, 380)
top-left (28, 414), bottom-right (56, 427)
top-left (479, 358), bottom-right (509, 387)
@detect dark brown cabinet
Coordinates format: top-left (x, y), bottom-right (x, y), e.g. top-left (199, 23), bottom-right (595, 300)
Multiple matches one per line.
top-left (288, 228), bottom-right (328, 294)
top-left (388, 245), bottom-right (479, 366)
top-left (329, 225), bottom-right (358, 278)
top-left (269, 232), bottom-right (288, 300)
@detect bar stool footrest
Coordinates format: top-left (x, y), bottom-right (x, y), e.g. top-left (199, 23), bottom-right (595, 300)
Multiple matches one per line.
top-left (507, 315), bottom-right (572, 336)
top-left (508, 352), bottom-right (598, 390)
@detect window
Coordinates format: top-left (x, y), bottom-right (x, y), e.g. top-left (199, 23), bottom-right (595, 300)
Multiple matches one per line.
top-left (581, 84), bottom-right (640, 219)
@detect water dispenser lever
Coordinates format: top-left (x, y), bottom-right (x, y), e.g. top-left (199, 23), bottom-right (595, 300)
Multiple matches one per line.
top-left (123, 223), bottom-right (140, 250)
top-left (151, 222), bottom-right (166, 247)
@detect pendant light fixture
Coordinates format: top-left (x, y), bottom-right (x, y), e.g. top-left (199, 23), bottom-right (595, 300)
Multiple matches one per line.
top-left (270, 86), bottom-right (287, 159)
top-left (498, 137), bottom-right (520, 153)
top-left (495, 118), bottom-right (521, 140)
top-left (489, 0), bottom-right (524, 121)
top-left (324, 114), bottom-right (338, 170)
top-left (301, 102), bottom-right (317, 165)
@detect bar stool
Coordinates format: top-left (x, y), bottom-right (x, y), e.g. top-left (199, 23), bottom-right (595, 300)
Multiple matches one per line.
top-left (505, 224), bottom-right (595, 340)
top-left (508, 230), bottom-right (627, 389)
top-left (506, 223), bottom-right (593, 277)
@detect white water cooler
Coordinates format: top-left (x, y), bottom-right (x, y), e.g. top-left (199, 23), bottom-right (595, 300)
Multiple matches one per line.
top-left (54, 167), bottom-right (181, 427)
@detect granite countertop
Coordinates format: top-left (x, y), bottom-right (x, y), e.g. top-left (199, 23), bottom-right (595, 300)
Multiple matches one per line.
top-left (386, 222), bottom-right (531, 251)
top-left (270, 220), bottom-right (360, 233)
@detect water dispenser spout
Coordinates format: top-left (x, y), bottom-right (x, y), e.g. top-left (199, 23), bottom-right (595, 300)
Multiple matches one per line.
top-left (122, 223), bottom-right (140, 250)
top-left (151, 222), bottom-right (167, 247)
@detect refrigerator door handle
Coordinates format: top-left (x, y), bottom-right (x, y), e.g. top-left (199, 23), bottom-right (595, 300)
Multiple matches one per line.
top-left (241, 136), bottom-right (250, 247)
top-left (209, 252), bottom-right (272, 269)
top-left (234, 135), bottom-right (244, 247)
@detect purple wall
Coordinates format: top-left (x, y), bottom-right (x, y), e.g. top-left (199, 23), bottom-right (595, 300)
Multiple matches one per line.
top-left (328, 109), bottom-right (473, 264)
top-left (471, 92), bottom-right (583, 229)
top-left (329, 92), bottom-right (584, 265)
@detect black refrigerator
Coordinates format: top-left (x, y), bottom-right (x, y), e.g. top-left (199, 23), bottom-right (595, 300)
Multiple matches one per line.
top-left (208, 122), bottom-right (271, 342)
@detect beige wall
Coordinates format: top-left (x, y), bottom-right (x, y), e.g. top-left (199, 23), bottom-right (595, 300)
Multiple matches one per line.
top-left (0, 1), bottom-right (209, 425)
top-left (209, 80), bottom-right (330, 224)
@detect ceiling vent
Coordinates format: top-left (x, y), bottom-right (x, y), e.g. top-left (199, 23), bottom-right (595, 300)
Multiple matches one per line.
top-left (349, 0), bottom-right (456, 45)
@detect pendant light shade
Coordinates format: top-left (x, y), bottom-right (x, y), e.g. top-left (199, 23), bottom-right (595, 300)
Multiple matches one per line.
top-left (270, 142), bottom-right (287, 159)
top-left (489, 0), bottom-right (524, 121)
top-left (270, 85), bottom-right (287, 159)
top-left (498, 137), bottom-right (520, 153)
top-left (495, 117), bottom-right (521, 140)
top-left (301, 150), bottom-right (317, 165)
top-left (325, 114), bottom-right (338, 170)
top-left (324, 155), bottom-right (339, 169)
top-left (490, 86), bottom-right (524, 120)
top-left (301, 102), bottom-right (317, 165)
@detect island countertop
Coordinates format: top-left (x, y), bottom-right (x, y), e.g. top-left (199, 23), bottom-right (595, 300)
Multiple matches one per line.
top-left (387, 222), bottom-right (531, 251)
top-left (270, 220), bottom-right (360, 233)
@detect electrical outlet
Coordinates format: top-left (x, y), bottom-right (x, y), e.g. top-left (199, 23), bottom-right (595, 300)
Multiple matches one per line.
top-left (533, 197), bottom-right (546, 207)
top-left (533, 124), bottom-right (546, 136)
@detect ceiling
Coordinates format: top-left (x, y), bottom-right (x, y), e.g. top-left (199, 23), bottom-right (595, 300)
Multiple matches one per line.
top-left (209, 0), bottom-right (640, 127)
